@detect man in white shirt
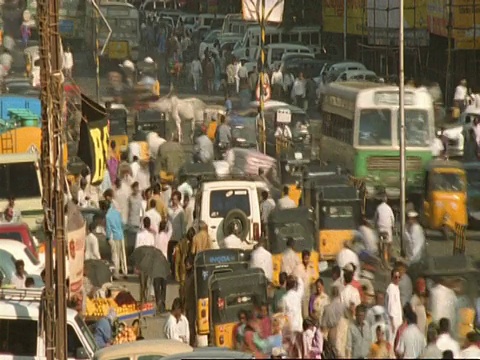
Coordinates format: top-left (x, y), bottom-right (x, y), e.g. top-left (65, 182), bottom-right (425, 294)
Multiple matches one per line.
top-left (190, 57), bottom-right (202, 92)
top-left (374, 194), bottom-right (395, 265)
top-left (436, 318), bottom-right (460, 358)
top-left (277, 186), bottom-right (296, 210)
top-left (130, 156), bottom-right (141, 180)
top-left (460, 332), bottom-right (480, 359)
top-left (155, 221), bottom-right (172, 259)
top-left (279, 275), bottom-right (304, 333)
top-left (291, 72), bottom-right (306, 109)
top-left (260, 190), bottom-right (276, 236)
top-left (336, 240), bottom-right (361, 280)
top-left (396, 311), bottom-right (426, 359)
top-left (453, 79), bottom-right (467, 112)
top-left (135, 217), bottom-right (156, 248)
top-left (280, 237), bottom-right (300, 275)
top-left (223, 222), bottom-right (244, 249)
top-left (145, 199), bottom-right (162, 233)
top-left (11, 260), bottom-right (27, 289)
top-left (85, 222), bottom-right (101, 260)
top-left (385, 269), bottom-right (403, 345)
top-left (404, 211), bottom-right (425, 264)
top-left (114, 179), bottom-right (131, 224)
top-left (250, 238), bottom-right (273, 282)
top-left (357, 217), bottom-right (379, 256)
top-left (164, 297), bottom-right (190, 344)
top-left (340, 263), bottom-right (361, 311)
top-left (271, 66), bottom-right (284, 100)
top-left (430, 279), bottom-right (458, 325)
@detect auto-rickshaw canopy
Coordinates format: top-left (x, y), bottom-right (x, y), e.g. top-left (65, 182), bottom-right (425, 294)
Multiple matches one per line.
top-left (267, 207), bottom-right (316, 255)
top-left (210, 268), bottom-right (268, 325)
top-left (425, 159), bottom-right (467, 192)
top-left (135, 109), bottom-right (168, 138)
top-left (194, 249), bottom-right (250, 299)
top-left (178, 162), bottom-right (217, 185)
top-left (107, 103), bottom-right (128, 136)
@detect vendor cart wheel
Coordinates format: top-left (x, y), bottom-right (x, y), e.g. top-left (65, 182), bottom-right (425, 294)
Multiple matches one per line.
top-left (223, 209), bottom-right (250, 240)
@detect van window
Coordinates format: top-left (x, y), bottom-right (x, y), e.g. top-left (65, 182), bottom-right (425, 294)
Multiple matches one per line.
top-left (209, 189), bottom-right (251, 218)
top-left (0, 162), bottom-right (41, 199)
top-left (0, 319), bottom-right (37, 356)
top-left (271, 48), bottom-right (284, 62)
top-left (68, 324), bottom-right (84, 358)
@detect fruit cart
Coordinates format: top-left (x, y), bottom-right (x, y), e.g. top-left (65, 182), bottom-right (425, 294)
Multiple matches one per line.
top-left (85, 291), bottom-right (156, 323)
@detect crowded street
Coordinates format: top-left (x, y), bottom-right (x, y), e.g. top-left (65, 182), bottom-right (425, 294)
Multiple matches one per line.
top-left (2, 0), bottom-right (480, 359)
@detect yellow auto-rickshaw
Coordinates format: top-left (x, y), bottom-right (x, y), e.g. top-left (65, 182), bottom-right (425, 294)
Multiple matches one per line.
top-left (301, 174), bottom-right (363, 260)
top-left (106, 102), bottom-right (129, 158)
top-left (194, 249), bottom-right (250, 347)
top-left (267, 207), bottom-right (319, 286)
top-left (422, 160), bottom-right (468, 232)
top-left (210, 268), bottom-right (267, 349)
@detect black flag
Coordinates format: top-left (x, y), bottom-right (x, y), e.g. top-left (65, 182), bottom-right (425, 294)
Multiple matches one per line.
top-left (78, 94), bottom-right (109, 185)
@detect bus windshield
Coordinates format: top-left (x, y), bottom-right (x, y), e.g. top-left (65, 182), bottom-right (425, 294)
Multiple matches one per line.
top-left (358, 109), bottom-right (392, 146)
top-left (401, 109), bottom-right (430, 147)
top-left (431, 172), bottom-right (466, 192)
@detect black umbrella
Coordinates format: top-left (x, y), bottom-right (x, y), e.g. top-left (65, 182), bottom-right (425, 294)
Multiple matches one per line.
top-left (84, 259), bottom-right (112, 287)
top-left (131, 246), bottom-right (170, 279)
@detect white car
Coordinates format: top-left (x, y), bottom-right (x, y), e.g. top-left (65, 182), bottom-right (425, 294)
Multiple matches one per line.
top-left (0, 239), bottom-right (44, 276)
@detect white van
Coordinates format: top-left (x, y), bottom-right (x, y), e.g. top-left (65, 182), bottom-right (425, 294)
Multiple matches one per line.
top-left (0, 153), bottom-right (43, 231)
top-left (195, 180), bottom-right (268, 249)
top-left (0, 288), bottom-right (97, 359)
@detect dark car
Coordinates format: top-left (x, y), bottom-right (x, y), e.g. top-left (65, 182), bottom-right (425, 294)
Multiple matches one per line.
top-left (230, 112), bottom-right (257, 149)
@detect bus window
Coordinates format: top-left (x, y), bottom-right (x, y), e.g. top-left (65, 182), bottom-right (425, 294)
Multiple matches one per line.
top-left (282, 34), bottom-right (290, 42)
top-left (271, 34), bottom-right (280, 43)
top-left (358, 109), bottom-right (392, 146)
top-left (402, 109), bottom-right (430, 147)
top-left (289, 33), bottom-right (299, 42)
top-left (300, 33), bottom-right (310, 44)
top-left (321, 113), bottom-right (353, 144)
top-left (310, 32), bottom-right (320, 45)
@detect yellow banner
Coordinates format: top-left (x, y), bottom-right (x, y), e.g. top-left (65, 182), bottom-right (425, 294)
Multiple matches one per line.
top-left (323, 0), bottom-right (367, 35)
top-left (452, 0), bottom-right (480, 49)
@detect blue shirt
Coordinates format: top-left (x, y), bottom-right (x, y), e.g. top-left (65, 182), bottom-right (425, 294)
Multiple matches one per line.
top-left (94, 317), bottom-right (112, 349)
top-left (106, 206), bottom-right (124, 240)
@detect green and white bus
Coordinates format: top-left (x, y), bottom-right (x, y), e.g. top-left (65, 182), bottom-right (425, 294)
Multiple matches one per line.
top-left (59, 0), bottom-right (86, 46)
top-left (319, 81), bottom-right (435, 199)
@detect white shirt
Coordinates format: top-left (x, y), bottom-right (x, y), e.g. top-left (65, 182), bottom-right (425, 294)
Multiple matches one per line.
top-left (77, 188), bottom-right (88, 208)
top-left (374, 202), bottom-right (395, 230)
top-left (279, 277), bottom-right (305, 332)
top-left (281, 248), bottom-right (300, 275)
top-left (460, 345), bottom-right (480, 359)
top-left (135, 229), bottom-right (155, 248)
top-left (155, 224), bottom-right (173, 258)
top-left (131, 161), bottom-right (140, 180)
top-left (164, 314), bottom-right (190, 344)
top-left (271, 70), bottom-right (283, 86)
top-left (277, 195), bottom-right (296, 210)
top-left (404, 222), bottom-right (425, 263)
top-left (136, 167), bottom-right (151, 192)
top-left (85, 233), bottom-right (101, 260)
top-left (224, 234), bottom-right (243, 249)
top-left (191, 59), bottom-right (202, 75)
top-left (358, 225), bottom-right (378, 255)
top-left (11, 273), bottom-right (26, 289)
top-left (291, 78), bottom-right (306, 97)
top-left (396, 324), bottom-right (426, 359)
top-left (63, 51), bottom-right (74, 69)
top-left (177, 182), bottom-right (193, 199)
top-left (336, 248), bottom-right (361, 280)
top-left (250, 246), bottom-right (273, 281)
top-left (454, 84), bottom-right (467, 101)
top-left (430, 284), bottom-right (458, 324)
top-left (145, 208), bottom-right (162, 232)
top-left (115, 182), bottom-right (131, 224)
top-left (238, 65), bottom-right (248, 79)
top-left (436, 333), bottom-right (460, 358)
top-left (385, 282), bottom-right (403, 328)
top-left (340, 283), bottom-right (361, 308)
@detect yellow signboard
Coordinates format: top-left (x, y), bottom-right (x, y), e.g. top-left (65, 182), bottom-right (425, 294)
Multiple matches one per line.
top-left (322, 0), bottom-right (367, 35)
top-left (428, 0), bottom-right (480, 49)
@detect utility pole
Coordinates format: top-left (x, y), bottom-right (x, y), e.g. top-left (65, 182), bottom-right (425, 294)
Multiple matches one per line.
top-left (399, 0), bottom-right (406, 257)
top-left (37, 0), bottom-right (56, 358)
top-left (343, 0), bottom-right (347, 60)
top-left (48, 0), bottom-right (68, 357)
top-left (39, 0), bottom-right (67, 357)
top-left (260, 0), bottom-right (266, 154)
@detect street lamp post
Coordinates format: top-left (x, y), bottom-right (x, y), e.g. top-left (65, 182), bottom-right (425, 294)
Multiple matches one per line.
top-left (399, 0), bottom-right (406, 256)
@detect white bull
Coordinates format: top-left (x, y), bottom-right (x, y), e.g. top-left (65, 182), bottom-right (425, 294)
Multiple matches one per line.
top-left (149, 91), bottom-right (206, 143)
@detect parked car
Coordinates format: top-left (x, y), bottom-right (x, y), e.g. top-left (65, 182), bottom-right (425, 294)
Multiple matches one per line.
top-left (0, 222), bottom-right (39, 258)
top-left (93, 339), bottom-right (193, 360)
top-left (0, 239), bottom-right (44, 275)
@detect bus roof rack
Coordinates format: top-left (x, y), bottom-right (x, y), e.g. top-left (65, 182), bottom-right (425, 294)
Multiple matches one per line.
top-left (0, 288), bottom-right (43, 301)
